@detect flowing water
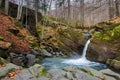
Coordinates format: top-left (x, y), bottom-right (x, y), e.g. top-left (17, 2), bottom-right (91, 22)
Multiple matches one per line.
top-left (42, 39), bottom-right (107, 70)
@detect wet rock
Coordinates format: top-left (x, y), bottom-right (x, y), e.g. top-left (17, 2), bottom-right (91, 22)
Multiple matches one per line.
top-left (26, 54), bottom-right (35, 67)
top-left (100, 69), bottom-right (120, 80)
top-left (41, 49), bottom-right (52, 57)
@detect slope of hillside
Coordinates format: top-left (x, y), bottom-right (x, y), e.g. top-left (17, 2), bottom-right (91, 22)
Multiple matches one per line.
top-left (0, 12), bottom-right (35, 54)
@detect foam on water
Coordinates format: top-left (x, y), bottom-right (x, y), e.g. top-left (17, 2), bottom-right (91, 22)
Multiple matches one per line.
top-left (62, 39), bottom-right (91, 65)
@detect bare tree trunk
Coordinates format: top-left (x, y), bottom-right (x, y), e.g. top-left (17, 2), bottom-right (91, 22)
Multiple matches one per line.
top-left (17, 0), bottom-right (23, 21)
top-left (115, 0), bottom-right (120, 16)
top-left (48, 0), bottom-right (53, 15)
top-left (35, 0), bottom-right (39, 27)
top-left (5, 0), bottom-right (9, 15)
top-left (0, 0), bottom-right (3, 7)
top-left (108, 0), bottom-right (114, 19)
top-left (67, 0), bottom-right (70, 20)
top-left (80, 0), bottom-right (84, 27)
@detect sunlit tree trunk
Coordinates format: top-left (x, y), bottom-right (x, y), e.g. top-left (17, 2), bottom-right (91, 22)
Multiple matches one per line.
top-left (35, 0), bottom-right (39, 27)
top-left (5, 0), bottom-right (9, 15)
top-left (17, 0), bottom-right (23, 21)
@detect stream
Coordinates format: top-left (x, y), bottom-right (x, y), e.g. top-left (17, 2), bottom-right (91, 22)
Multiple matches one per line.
top-left (42, 39), bottom-right (107, 70)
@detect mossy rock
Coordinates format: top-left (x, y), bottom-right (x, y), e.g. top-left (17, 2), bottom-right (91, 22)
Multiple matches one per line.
top-left (115, 56), bottom-right (120, 61)
top-left (0, 57), bottom-right (8, 65)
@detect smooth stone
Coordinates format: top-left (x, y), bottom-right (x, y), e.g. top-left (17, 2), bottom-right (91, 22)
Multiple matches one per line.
top-left (0, 63), bottom-right (21, 77)
top-left (66, 72), bottom-right (74, 80)
top-left (32, 76), bottom-right (50, 80)
top-left (41, 49), bottom-right (52, 57)
top-left (31, 49), bottom-right (39, 55)
top-left (26, 54), bottom-right (35, 67)
top-left (100, 69), bottom-right (120, 80)
top-left (63, 66), bottom-right (77, 72)
top-left (13, 69), bottom-right (33, 80)
top-left (28, 64), bottom-right (45, 77)
top-left (74, 72), bottom-right (99, 80)
top-left (113, 60), bottom-right (120, 70)
top-left (48, 69), bottom-right (66, 79)
top-left (82, 67), bottom-right (104, 78)
top-left (104, 75), bottom-right (117, 80)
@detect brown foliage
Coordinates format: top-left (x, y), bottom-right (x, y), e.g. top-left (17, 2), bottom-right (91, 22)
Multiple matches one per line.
top-left (0, 12), bottom-right (30, 53)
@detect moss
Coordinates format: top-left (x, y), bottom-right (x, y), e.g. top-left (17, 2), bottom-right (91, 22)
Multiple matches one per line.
top-left (115, 56), bottom-right (120, 61)
top-left (0, 57), bottom-right (8, 65)
top-left (92, 24), bottom-right (120, 41)
top-left (0, 36), bottom-right (4, 41)
top-left (14, 21), bottom-right (24, 29)
top-left (30, 40), bottom-right (39, 48)
top-left (40, 69), bottom-right (47, 76)
top-left (58, 42), bottom-right (70, 54)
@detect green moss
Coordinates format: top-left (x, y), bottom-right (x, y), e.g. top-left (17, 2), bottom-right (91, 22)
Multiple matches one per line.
top-left (0, 57), bottom-right (8, 65)
top-left (93, 25), bottom-right (120, 41)
top-left (40, 69), bottom-right (47, 76)
top-left (0, 36), bottom-right (4, 41)
top-left (30, 40), bottom-right (39, 48)
top-left (115, 56), bottom-right (120, 61)
top-left (14, 21), bottom-right (24, 29)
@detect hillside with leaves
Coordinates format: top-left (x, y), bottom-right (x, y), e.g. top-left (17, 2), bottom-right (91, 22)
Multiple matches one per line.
top-left (0, 12), bottom-right (36, 53)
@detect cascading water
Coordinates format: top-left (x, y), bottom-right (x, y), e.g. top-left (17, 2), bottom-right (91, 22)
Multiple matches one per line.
top-left (81, 39), bottom-right (90, 59)
top-left (62, 39), bottom-right (91, 65)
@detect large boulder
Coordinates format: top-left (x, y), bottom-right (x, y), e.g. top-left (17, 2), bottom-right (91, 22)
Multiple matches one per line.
top-left (100, 69), bottom-right (120, 80)
top-left (0, 63), bottom-right (21, 78)
top-left (88, 23), bottom-right (120, 62)
top-left (107, 57), bottom-right (120, 70)
top-left (88, 41), bottom-right (118, 62)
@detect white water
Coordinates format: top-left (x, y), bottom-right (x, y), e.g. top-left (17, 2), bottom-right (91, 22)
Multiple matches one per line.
top-left (62, 39), bottom-right (92, 65)
top-left (81, 39), bottom-right (90, 59)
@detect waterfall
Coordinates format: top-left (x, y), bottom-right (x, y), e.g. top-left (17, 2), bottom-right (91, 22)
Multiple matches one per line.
top-left (62, 39), bottom-right (91, 65)
top-left (81, 39), bottom-right (90, 59)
